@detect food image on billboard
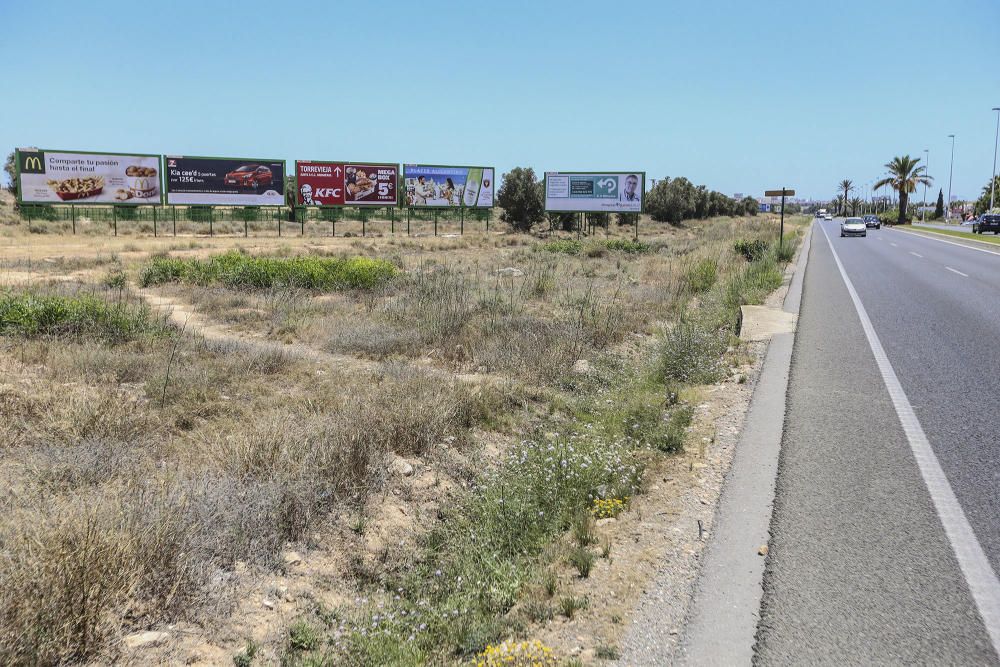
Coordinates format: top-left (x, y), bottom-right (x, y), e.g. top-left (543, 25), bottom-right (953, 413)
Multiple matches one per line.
top-left (403, 165), bottom-right (494, 208)
top-left (16, 149), bottom-right (161, 205)
top-left (544, 172), bottom-right (645, 213)
top-left (164, 156), bottom-right (286, 206)
top-left (296, 161), bottom-right (398, 207)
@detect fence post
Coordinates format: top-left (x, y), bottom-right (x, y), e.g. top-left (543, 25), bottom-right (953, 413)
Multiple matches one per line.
top-left (434, 210), bottom-right (438, 236)
top-left (71, 205), bottom-right (76, 235)
top-left (172, 206), bottom-right (177, 236)
top-left (407, 207), bottom-right (411, 236)
top-left (209, 207), bottom-right (213, 237)
top-left (300, 208), bottom-right (304, 236)
top-left (461, 207), bottom-right (464, 235)
top-left (113, 206), bottom-right (117, 236)
top-left (362, 209), bottom-right (366, 237)
top-left (486, 209), bottom-right (490, 233)
top-left (153, 206), bottom-right (157, 237)
top-left (390, 207), bottom-right (395, 234)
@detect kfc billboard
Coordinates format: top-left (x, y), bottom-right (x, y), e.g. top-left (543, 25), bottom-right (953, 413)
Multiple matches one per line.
top-left (16, 149), bottom-right (162, 205)
top-left (295, 161), bottom-right (398, 207)
top-left (164, 155), bottom-right (286, 206)
top-left (544, 172), bottom-right (645, 213)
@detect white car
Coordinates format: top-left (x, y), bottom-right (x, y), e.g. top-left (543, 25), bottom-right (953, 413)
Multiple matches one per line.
top-left (840, 217), bottom-right (867, 237)
top-left (824, 213), bottom-right (833, 220)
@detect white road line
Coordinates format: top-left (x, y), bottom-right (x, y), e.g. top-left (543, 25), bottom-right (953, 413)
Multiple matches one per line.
top-left (946, 267), bottom-right (969, 277)
top-left (895, 229), bottom-right (1000, 257)
top-left (819, 224), bottom-right (1000, 658)
top-left (909, 251), bottom-right (924, 258)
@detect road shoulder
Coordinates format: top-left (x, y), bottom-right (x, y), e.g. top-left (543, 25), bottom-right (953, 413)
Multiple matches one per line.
top-left (672, 225), bottom-right (812, 665)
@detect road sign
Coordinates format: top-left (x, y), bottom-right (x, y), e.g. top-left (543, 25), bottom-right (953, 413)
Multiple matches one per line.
top-left (765, 187), bottom-right (795, 248)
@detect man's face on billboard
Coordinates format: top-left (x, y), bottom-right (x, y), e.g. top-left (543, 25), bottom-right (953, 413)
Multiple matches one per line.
top-left (300, 184), bottom-right (313, 201)
top-left (625, 176), bottom-right (638, 194)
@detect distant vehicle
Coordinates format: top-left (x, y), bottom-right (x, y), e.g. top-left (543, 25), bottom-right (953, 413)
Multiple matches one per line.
top-left (863, 214), bottom-right (881, 229)
top-left (972, 214), bottom-right (1000, 234)
top-left (840, 217), bottom-right (867, 237)
top-left (824, 213), bottom-right (833, 220)
top-left (224, 165), bottom-right (273, 190)
top-left (816, 208), bottom-right (828, 218)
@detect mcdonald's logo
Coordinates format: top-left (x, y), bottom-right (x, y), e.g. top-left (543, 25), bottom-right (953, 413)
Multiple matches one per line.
top-left (20, 153), bottom-right (45, 174)
top-left (132, 178), bottom-right (152, 191)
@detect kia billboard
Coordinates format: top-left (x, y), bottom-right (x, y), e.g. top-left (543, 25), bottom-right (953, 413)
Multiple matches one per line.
top-left (16, 149), bottom-right (162, 205)
top-left (403, 165), bottom-right (494, 208)
top-left (544, 172), bottom-right (645, 213)
top-left (295, 161), bottom-right (398, 207)
top-left (164, 156), bottom-right (286, 206)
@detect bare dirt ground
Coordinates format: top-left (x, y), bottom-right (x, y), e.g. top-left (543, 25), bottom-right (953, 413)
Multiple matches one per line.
top-left (0, 195), bottom-right (802, 665)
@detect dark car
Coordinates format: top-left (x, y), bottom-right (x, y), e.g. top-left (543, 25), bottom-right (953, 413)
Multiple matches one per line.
top-left (972, 214), bottom-right (1000, 234)
top-left (224, 165), bottom-right (273, 190)
top-left (863, 214), bottom-right (881, 229)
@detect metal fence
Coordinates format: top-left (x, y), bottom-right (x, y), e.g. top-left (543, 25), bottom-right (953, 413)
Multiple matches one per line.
top-left (16, 204), bottom-right (493, 238)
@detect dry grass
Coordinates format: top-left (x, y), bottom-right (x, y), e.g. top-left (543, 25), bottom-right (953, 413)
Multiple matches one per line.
top-left (0, 214), bottom-right (803, 663)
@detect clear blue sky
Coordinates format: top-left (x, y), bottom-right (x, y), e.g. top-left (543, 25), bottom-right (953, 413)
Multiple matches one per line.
top-left (1, 0), bottom-right (998, 201)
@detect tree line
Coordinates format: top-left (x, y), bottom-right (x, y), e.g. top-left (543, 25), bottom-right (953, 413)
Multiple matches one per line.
top-left (496, 167), bottom-right (758, 231)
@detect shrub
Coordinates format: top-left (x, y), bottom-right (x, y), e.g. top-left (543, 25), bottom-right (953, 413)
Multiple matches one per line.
top-left (0, 292), bottom-right (165, 342)
top-left (657, 318), bottom-right (728, 384)
top-left (684, 258), bottom-right (717, 293)
top-left (733, 238), bottom-right (769, 262)
top-left (540, 239), bottom-right (583, 255)
top-left (568, 547), bottom-right (595, 578)
top-left (602, 239), bottom-right (650, 254)
top-left (139, 251), bottom-right (398, 291)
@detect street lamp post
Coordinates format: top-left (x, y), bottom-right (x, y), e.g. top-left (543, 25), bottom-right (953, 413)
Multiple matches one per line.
top-left (991, 108), bottom-right (1000, 212)
top-left (947, 135), bottom-right (955, 221)
top-left (923, 149), bottom-right (929, 223)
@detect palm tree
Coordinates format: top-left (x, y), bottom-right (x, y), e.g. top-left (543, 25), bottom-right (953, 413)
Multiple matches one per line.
top-left (833, 195), bottom-right (845, 214)
top-left (838, 180), bottom-right (854, 215)
top-left (873, 155), bottom-right (932, 224)
top-left (849, 197), bottom-right (864, 216)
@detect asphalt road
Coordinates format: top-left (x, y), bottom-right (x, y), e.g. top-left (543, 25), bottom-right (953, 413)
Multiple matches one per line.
top-left (755, 219), bottom-right (1000, 664)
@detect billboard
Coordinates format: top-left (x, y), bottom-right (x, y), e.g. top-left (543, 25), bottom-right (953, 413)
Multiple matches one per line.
top-left (164, 156), bottom-right (286, 206)
top-left (296, 161), bottom-right (398, 207)
top-left (544, 172), bottom-right (645, 213)
top-left (16, 149), bottom-right (161, 205)
top-left (403, 165), bottom-right (494, 208)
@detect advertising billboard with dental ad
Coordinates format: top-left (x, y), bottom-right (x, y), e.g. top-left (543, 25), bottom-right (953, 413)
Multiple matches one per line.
top-left (295, 161), bottom-right (398, 207)
top-left (544, 172), bottom-right (645, 213)
top-left (16, 149), bottom-right (162, 205)
top-left (403, 165), bottom-right (494, 208)
top-left (164, 156), bottom-right (286, 206)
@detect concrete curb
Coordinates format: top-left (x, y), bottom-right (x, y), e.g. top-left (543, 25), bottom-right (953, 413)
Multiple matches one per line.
top-left (676, 223), bottom-right (812, 665)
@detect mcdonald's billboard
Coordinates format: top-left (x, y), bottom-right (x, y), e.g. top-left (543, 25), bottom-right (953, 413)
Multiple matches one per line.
top-left (16, 149), bottom-right (162, 205)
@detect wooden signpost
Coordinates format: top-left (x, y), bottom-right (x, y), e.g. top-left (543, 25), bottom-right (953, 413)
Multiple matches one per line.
top-left (765, 188), bottom-right (795, 247)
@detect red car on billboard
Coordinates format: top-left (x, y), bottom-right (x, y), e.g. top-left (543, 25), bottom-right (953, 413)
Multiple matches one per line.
top-left (224, 165), bottom-right (274, 190)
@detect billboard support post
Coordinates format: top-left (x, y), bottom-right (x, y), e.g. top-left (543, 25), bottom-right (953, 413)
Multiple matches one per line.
top-left (71, 205), bottom-right (76, 235)
top-left (113, 206), bottom-right (117, 237)
top-left (153, 207), bottom-right (157, 238)
top-left (486, 210), bottom-right (489, 233)
top-left (634, 214), bottom-right (639, 241)
top-left (434, 210), bottom-right (438, 236)
top-left (172, 206), bottom-right (177, 237)
top-left (301, 211), bottom-right (304, 237)
top-left (461, 208), bottom-right (464, 235)
top-left (209, 208), bottom-right (213, 237)
top-left (362, 211), bottom-right (366, 238)
top-left (391, 207), bottom-right (395, 234)
top-left (245, 216), bottom-right (249, 238)
top-left (406, 208), bottom-right (411, 236)
top-left (278, 214), bottom-right (282, 237)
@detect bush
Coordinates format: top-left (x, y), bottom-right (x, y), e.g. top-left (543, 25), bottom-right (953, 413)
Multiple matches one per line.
top-left (602, 239), bottom-right (650, 254)
top-left (684, 258), bottom-right (717, 293)
top-left (878, 209), bottom-right (900, 225)
top-left (139, 251), bottom-right (398, 291)
top-left (0, 292), bottom-right (165, 342)
top-left (657, 317), bottom-right (728, 385)
top-left (540, 239), bottom-right (583, 255)
top-left (733, 238), bottom-right (769, 262)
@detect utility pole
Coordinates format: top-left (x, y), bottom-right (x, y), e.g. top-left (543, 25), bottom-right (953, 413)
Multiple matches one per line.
top-left (991, 108), bottom-right (1000, 211)
top-left (947, 134), bottom-right (955, 221)
top-left (923, 149), bottom-right (929, 223)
